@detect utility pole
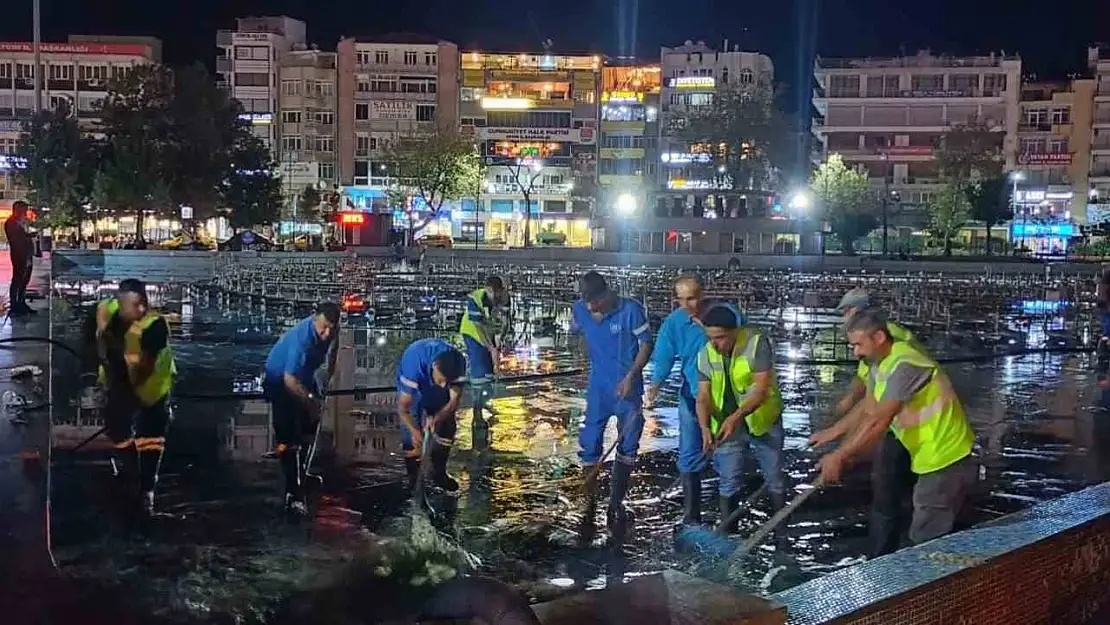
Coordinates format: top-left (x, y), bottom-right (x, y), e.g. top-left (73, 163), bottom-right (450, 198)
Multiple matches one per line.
top-left (33, 0), bottom-right (42, 113)
top-left (881, 153), bottom-right (890, 257)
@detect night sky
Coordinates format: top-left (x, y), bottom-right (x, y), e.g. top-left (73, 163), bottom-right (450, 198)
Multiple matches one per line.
top-left (1, 0), bottom-right (1107, 114)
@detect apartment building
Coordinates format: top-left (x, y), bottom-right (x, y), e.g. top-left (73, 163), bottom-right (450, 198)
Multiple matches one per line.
top-left (812, 51), bottom-right (1022, 221)
top-left (1088, 45), bottom-right (1110, 223)
top-left (216, 16), bottom-right (307, 157)
top-left (325, 328), bottom-right (403, 463)
top-left (1013, 80), bottom-right (1094, 239)
top-left (459, 50), bottom-right (600, 247)
top-left (596, 62), bottom-right (661, 219)
top-left (336, 35), bottom-right (460, 214)
top-left (277, 46), bottom-right (338, 220)
top-left (0, 36), bottom-right (159, 212)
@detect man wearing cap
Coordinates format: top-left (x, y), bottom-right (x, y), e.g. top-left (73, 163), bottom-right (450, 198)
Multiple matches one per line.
top-left (695, 305), bottom-right (785, 532)
top-left (570, 271), bottom-right (653, 531)
top-left (816, 309), bottom-right (975, 549)
top-left (812, 288), bottom-right (925, 556)
top-left (459, 275), bottom-right (507, 424)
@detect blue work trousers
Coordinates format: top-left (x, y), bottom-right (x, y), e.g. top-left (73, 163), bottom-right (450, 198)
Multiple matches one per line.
top-left (400, 386), bottom-right (457, 450)
top-left (714, 420), bottom-right (786, 497)
top-left (677, 388), bottom-right (710, 474)
top-left (579, 381), bottom-right (643, 466)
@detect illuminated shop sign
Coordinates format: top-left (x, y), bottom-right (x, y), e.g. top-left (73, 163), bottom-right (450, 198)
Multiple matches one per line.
top-left (1018, 152), bottom-right (1072, 165)
top-left (667, 179), bottom-right (730, 190)
top-left (668, 76), bottom-right (715, 89)
top-left (0, 155), bottom-right (27, 171)
top-left (601, 91), bottom-right (643, 103)
top-left (660, 152), bottom-right (712, 164)
top-left (1016, 190), bottom-right (1046, 203)
top-left (1010, 223), bottom-right (1075, 238)
top-left (237, 112), bottom-right (273, 125)
top-left (480, 97), bottom-right (533, 110)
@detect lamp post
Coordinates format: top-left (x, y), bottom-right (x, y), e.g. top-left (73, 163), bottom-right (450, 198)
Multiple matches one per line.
top-left (33, 0), bottom-right (41, 113)
top-left (789, 191), bottom-right (809, 255)
top-left (1010, 171), bottom-right (1024, 253)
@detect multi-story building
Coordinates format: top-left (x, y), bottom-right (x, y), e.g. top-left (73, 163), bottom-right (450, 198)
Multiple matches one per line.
top-left (336, 35), bottom-right (460, 217)
top-left (460, 51), bottom-right (600, 247)
top-left (0, 36), bottom-right (160, 214)
top-left (1088, 46), bottom-right (1110, 224)
top-left (216, 16), bottom-right (307, 157)
top-left (1010, 79), bottom-right (1095, 252)
top-left (596, 62), bottom-right (661, 219)
top-left (325, 328), bottom-right (403, 463)
top-left (812, 50), bottom-right (1022, 224)
top-left (657, 41), bottom-right (775, 218)
top-left (277, 45), bottom-right (337, 223)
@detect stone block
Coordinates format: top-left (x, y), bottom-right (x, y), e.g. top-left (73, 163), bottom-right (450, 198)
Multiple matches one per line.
top-left (532, 570), bottom-right (785, 625)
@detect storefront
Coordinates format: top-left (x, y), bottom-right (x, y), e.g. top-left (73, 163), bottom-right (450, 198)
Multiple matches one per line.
top-left (536, 216), bottom-right (591, 247)
top-left (1010, 222), bottom-right (1075, 255)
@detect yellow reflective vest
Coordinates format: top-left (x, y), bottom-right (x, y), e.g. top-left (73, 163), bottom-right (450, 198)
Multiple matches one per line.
top-left (700, 329), bottom-right (782, 437)
top-left (459, 288), bottom-right (494, 346)
top-left (97, 299), bottom-right (177, 407)
top-left (872, 341), bottom-right (974, 475)
top-left (857, 321), bottom-right (923, 385)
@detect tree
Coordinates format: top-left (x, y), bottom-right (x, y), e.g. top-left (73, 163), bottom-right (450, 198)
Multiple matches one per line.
top-left (221, 133), bottom-right (281, 230)
top-left (383, 130), bottom-right (481, 245)
top-left (94, 64), bottom-right (178, 240)
top-left (928, 185), bottom-right (971, 256)
top-left (670, 83), bottom-right (791, 201)
top-left (966, 173), bottom-right (1013, 255)
top-left (15, 101), bottom-right (96, 230)
top-left (297, 185), bottom-right (322, 223)
top-left (811, 154), bottom-right (877, 255)
top-left (502, 159), bottom-right (545, 247)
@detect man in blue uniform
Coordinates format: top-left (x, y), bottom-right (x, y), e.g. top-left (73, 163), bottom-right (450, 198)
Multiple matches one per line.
top-left (646, 275), bottom-right (712, 525)
top-left (459, 276), bottom-right (508, 423)
top-left (571, 271), bottom-right (653, 531)
top-left (263, 303), bottom-right (340, 514)
top-left (396, 338), bottom-right (468, 494)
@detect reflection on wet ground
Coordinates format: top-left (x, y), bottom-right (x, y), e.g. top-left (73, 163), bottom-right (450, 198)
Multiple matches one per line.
top-left (43, 278), bottom-right (1110, 623)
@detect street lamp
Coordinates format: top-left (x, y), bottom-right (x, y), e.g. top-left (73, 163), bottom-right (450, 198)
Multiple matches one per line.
top-left (615, 192), bottom-right (638, 217)
top-left (788, 191), bottom-right (810, 212)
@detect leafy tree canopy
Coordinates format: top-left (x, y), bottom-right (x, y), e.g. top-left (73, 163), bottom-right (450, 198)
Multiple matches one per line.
top-left (811, 154), bottom-right (877, 255)
top-left (14, 101), bottom-right (96, 229)
top-left (383, 130), bottom-right (482, 238)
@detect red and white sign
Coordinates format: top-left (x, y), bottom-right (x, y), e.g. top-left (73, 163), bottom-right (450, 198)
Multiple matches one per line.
top-left (0, 42), bottom-right (151, 57)
top-left (477, 127), bottom-right (582, 142)
top-left (1018, 152), bottom-right (1072, 165)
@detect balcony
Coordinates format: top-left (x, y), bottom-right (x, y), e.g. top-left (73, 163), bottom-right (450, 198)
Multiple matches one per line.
top-left (217, 57), bottom-right (232, 73)
top-left (356, 61), bottom-right (436, 75)
top-left (816, 54), bottom-right (1018, 70)
top-left (1018, 123), bottom-right (1053, 133)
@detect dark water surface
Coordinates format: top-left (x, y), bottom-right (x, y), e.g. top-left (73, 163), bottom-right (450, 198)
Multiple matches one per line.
top-left (43, 275), bottom-right (1110, 623)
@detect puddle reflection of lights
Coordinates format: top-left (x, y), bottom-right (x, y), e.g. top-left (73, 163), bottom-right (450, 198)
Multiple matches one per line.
top-left (786, 346), bottom-right (802, 361)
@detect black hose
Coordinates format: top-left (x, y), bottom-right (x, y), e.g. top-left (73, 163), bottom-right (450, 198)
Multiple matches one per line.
top-left (416, 576), bottom-right (541, 625)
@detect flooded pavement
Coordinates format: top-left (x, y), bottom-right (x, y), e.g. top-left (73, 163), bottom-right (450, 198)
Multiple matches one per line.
top-left (35, 271), bottom-right (1110, 624)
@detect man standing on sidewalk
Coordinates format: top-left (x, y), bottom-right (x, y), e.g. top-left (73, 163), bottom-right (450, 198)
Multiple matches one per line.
top-left (5, 201), bottom-right (35, 316)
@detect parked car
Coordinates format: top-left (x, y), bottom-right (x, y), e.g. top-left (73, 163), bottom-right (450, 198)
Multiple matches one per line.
top-left (161, 232), bottom-right (215, 250)
top-left (537, 231), bottom-right (567, 246)
top-left (418, 234), bottom-right (453, 248)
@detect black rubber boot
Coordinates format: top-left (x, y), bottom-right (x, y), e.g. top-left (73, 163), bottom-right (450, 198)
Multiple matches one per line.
top-left (280, 449), bottom-right (306, 515)
top-left (429, 440), bottom-right (459, 492)
top-left (607, 461), bottom-right (633, 529)
top-left (579, 469), bottom-right (599, 542)
top-left (770, 490), bottom-right (790, 558)
top-left (404, 456), bottom-right (422, 492)
top-left (719, 494), bottom-right (740, 535)
top-left (681, 473), bottom-right (702, 526)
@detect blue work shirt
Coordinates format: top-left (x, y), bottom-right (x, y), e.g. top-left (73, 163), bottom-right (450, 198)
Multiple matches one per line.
top-left (263, 315), bottom-right (332, 397)
top-left (570, 297), bottom-right (652, 395)
top-left (396, 338), bottom-right (466, 396)
top-left (649, 308), bottom-right (708, 398)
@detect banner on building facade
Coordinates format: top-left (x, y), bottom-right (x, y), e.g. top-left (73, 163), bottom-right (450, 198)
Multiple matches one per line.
top-left (232, 33), bottom-right (270, 44)
top-left (478, 127), bottom-right (582, 142)
top-left (371, 100), bottom-right (417, 120)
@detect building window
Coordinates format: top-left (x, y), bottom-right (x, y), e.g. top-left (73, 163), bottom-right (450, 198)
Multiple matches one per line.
top-left (688, 93), bottom-right (713, 107)
top-left (356, 134), bottom-right (371, 156)
top-left (1049, 138), bottom-right (1069, 154)
top-left (355, 103), bottom-right (370, 120)
top-left (370, 137), bottom-right (379, 150)
top-left (670, 93), bottom-right (681, 106)
top-left (281, 80), bottom-right (302, 96)
top-left (315, 136), bottom-right (334, 152)
top-left (1025, 109), bottom-right (1048, 125)
top-left (314, 110), bottom-right (335, 125)
top-left (425, 52), bottom-right (437, 66)
top-left (356, 51), bottom-right (371, 66)
top-left (357, 78), bottom-right (370, 93)
top-left (282, 110), bottom-right (301, 124)
top-left (235, 46), bottom-right (269, 61)
top-left (78, 64), bottom-right (108, 81)
top-left (16, 63), bottom-right (34, 80)
top-left (1020, 137), bottom-right (1046, 154)
top-left (49, 64), bottom-right (74, 81)
top-left (281, 136), bottom-right (302, 151)
top-left (1051, 108), bottom-right (1071, 125)
top-left (374, 50), bottom-right (389, 64)
top-left (236, 72), bottom-right (269, 87)
top-left (314, 81), bottom-right (334, 97)
top-left (0, 63), bottom-right (11, 79)
top-left (319, 163), bottom-right (336, 181)
top-left (739, 69), bottom-right (754, 85)
top-left (416, 105), bottom-right (436, 122)
top-left (371, 78), bottom-right (396, 92)
top-left (983, 74), bottom-right (1007, 96)
top-left (460, 87), bottom-right (482, 101)
top-left (404, 51), bottom-right (418, 65)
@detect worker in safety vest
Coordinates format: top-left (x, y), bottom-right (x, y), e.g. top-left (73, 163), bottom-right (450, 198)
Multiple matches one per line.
top-left (816, 308), bottom-right (976, 549)
top-left (813, 287), bottom-right (927, 557)
top-left (93, 278), bottom-right (176, 517)
top-left (695, 305), bottom-right (786, 533)
top-left (459, 275), bottom-right (507, 424)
